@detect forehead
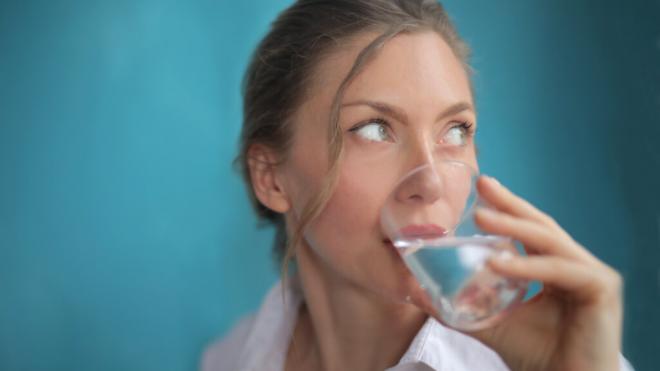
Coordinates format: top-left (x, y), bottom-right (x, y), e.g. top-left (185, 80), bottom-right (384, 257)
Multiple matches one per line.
top-left (347, 31), bottom-right (472, 107)
top-left (303, 30), bottom-right (473, 115)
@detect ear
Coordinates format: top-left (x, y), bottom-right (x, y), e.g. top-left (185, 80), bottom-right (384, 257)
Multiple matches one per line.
top-left (247, 144), bottom-right (291, 213)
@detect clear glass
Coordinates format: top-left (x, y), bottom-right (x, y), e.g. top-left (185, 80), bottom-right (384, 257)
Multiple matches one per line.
top-left (380, 161), bottom-right (527, 331)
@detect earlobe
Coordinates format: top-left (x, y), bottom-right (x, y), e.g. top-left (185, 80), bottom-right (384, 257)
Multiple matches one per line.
top-left (247, 145), bottom-right (291, 213)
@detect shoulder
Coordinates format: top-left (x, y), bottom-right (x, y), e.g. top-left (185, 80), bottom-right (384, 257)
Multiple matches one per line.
top-left (200, 314), bottom-right (256, 371)
top-left (199, 278), bottom-right (302, 371)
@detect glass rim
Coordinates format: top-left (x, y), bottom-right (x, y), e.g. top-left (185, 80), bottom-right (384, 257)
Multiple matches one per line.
top-left (393, 234), bottom-right (511, 249)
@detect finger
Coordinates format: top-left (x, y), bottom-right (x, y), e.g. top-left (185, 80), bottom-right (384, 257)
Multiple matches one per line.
top-left (487, 254), bottom-right (622, 304)
top-left (474, 207), bottom-right (595, 262)
top-left (477, 176), bottom-right (565, 233)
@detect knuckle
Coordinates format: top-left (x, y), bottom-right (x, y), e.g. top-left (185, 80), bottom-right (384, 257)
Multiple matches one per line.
top-left (537, 225), bottom-right (559, 246)
top-left (544, 214), bottom-right (561, 229)
top-left (601, 273), bottom-right (623, 307)
top-left (594, 267), bottom-right (623, 300)
top-left (545, 257), bottom-right (563, 273)
top-left (607, 269), bottom-right (623, 291)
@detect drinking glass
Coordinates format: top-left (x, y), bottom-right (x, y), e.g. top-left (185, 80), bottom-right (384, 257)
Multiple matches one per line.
top-left (380, 161), bottom-right (527, 331)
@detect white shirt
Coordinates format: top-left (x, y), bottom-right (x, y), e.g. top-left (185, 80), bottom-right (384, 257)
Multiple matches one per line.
top-left (202, 279), bottom-right (634, 371)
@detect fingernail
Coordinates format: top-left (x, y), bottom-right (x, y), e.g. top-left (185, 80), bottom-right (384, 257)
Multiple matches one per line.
top-left (475, 207), bottom-right (498, 218)
top-left (486, 175), bottom-right (500, 186)
top-left (497, 250), bottom-right (513, 260)
top-left (490, 250), bottom-right (514, 265)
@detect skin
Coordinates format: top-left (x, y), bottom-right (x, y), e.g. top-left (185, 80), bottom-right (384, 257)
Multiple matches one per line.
top-left (248, 30), bottom-right (623, 371)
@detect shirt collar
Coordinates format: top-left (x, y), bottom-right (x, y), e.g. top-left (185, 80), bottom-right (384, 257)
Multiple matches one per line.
top-left (238, 278), bottom-right (507, 371)
top-left (237, 278), bottom-right (302, 371)
top-left (393, 315), bottom-right (509, 371)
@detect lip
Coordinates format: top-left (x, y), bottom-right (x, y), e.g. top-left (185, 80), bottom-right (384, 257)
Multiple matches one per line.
top-left (398, 224), bottom-right (447, 239)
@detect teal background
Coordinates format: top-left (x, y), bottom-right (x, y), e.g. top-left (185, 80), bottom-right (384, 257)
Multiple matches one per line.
top-left (0, 0), bottom-right (658, 370)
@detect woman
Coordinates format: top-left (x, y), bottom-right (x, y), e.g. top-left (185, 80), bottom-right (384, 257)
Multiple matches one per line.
top-left (203, 1), bottom-right (632, 370)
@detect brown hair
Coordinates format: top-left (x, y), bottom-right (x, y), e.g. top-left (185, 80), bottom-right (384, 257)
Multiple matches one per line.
top-left (235, 0), bottom-right (474, 276)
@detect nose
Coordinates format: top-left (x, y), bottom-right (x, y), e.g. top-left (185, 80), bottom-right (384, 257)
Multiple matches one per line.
top-left (394, 137), bottom-right (443, 204)
top-left (394, 164), bottom-right (443, 205)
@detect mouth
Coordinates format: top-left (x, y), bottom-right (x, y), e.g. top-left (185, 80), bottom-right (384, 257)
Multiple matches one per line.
top-left (398, 224), bottom-right (447, 240)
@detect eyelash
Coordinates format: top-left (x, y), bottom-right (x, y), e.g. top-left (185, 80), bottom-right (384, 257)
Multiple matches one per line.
top-left (451, 121), bottom-right (475, 136)
top-left (348, 117), bottom-right (476, 139)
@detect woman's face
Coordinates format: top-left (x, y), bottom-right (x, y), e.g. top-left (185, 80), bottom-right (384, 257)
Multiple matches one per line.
top-left (282, 31), bottom-right (478, 304)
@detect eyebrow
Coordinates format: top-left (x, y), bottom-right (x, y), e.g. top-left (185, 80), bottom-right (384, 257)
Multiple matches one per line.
top-left (340, 100), bottom-right (474, 124)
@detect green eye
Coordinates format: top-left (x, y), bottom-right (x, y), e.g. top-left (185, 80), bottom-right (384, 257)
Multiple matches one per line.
top-left (442, 122), bottom-right (473, 146)
top-left (350, 119), bottom-right (392, 142)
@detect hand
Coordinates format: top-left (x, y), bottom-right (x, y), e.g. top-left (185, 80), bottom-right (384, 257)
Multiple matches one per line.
top-left (467, 176), bottom-right (623, 371)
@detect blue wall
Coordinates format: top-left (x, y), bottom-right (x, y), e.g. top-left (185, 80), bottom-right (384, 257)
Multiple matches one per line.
top-left (0, 1), bottom-right (657, 370)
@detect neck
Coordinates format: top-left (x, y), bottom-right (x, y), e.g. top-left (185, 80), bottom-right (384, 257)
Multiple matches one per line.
top-left (286, 244), bottom-right (428, 371)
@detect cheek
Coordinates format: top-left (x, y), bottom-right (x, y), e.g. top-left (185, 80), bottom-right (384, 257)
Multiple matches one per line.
top-left (305, 166), bottom-right (425, 302)
top-left (283, 143), bottom-right (327, 217)
top-left (304, 166), bottom-right (418, 293)
top-left (305, 166), bottom-right (383, 256)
